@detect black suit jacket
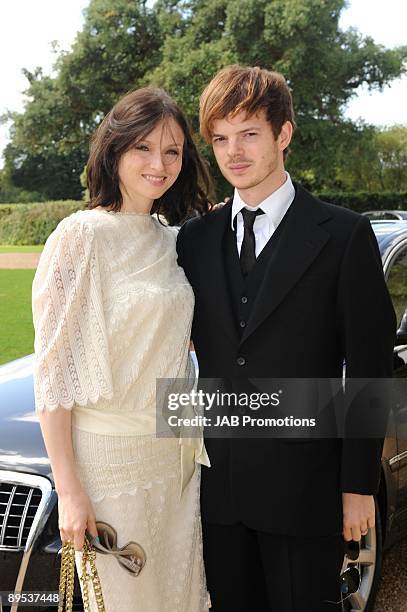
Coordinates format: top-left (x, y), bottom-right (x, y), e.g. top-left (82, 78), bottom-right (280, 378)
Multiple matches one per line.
top-left (176, 183), bottom-right (396, 536)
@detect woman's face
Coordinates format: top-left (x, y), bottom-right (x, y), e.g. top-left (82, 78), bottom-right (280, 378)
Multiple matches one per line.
top-left (118, 118), bottom-right (185, 209)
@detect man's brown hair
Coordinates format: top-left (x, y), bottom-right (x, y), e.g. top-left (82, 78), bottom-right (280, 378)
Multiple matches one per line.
top-left (200, 65), bottom-right (295, 151)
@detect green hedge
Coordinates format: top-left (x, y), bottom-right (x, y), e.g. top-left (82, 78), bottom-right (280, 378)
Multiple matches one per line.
top-left (316, 191), bottom-right (407, 213)
top-left (1, 192), bottom-right (406, 245)
top-left (0, 204), bottom-right (23, 221)
top-left (0, 201), bottom-right (84, 245)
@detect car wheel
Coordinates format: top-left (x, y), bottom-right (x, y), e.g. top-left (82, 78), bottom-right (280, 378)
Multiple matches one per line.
top-left (342, 499), bottom-right (383, 611)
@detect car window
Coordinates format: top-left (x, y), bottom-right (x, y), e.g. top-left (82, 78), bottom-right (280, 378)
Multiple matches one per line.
top-left (367, 212), bottom-right (398, 220)
top-left (386, 243), bottom-right (407, 326)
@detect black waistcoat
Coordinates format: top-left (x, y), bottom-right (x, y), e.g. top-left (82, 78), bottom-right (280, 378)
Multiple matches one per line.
top-left (223, 210), bottom-right (291, 337)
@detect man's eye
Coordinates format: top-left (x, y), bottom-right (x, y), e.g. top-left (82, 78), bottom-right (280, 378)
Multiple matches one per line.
top-left (245, 132), bottom-right (258, 137)
top-left (213, 137), bottom-right (226, 143)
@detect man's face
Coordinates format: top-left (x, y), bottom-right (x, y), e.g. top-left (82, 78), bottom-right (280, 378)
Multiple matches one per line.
top-left (210, 110), bottom-right (292, 201)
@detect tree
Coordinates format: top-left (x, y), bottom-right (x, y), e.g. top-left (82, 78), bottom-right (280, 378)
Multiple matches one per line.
top-left (2, 0), bottom-right (162, 199)
top-left (55, 0), bottom-right (162, 149)
top-left (3, 0), bottom-right (407, 200)
top-left (2, 143), bottom-right (85, 201)
top-left (150, 0), bottom-right (407, 192)
top-left (0, 166), bottom-right (43, 204)
top-left (337, 125), bottom-right (407, 192)
top-left (375, 126), bottom-right (407, 191)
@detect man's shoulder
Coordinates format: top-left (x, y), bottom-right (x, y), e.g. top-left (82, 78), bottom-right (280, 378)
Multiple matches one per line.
top-left (180, 206), bottom-right (230, 236)
top-left (296, 183), bottom-right (365, 231)
top-left (318, 196), bottom-right (362, 223)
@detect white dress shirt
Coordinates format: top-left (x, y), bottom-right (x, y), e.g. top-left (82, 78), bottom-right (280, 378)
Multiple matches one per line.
top-left (231, 172), bottom-right (295, 257)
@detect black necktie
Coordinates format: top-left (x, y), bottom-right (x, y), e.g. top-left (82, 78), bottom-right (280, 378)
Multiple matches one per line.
top-left (239, 208), bottom-right (265, 278)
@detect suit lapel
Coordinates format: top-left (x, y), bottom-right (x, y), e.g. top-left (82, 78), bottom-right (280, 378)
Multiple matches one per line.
top-left (240, 185), bottom-right (332, 344)
top-left (202, 204), bottom-right (240, 345)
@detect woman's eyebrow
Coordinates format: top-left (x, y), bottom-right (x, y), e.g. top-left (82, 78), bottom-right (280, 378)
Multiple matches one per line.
top-left (139, 139), bottom-right (183, 146)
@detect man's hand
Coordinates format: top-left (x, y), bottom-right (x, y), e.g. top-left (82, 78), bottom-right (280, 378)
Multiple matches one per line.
top-left (342, 493), bottom-right (375, 542)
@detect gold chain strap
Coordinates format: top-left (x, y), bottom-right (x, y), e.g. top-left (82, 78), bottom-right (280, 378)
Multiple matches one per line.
top-left (58, 538), bottom-right (105, 612)
top-left (81, 538), bottom-right (105, 611)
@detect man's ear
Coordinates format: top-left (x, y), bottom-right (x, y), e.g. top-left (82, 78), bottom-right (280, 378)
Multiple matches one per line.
top-left (278, 121), bottom-right (293, 153)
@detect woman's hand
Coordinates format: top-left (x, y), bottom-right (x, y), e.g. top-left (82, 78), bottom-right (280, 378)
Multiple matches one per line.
top-left (58, 483), bottom-right (98, 551)
top-left (37, 408), bottom-right (98, 551)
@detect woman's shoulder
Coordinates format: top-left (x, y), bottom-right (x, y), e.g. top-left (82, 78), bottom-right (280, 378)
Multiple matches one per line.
top-left (156, 216), bottom-right (179, 239)
top-left (161, 222), bottom-right (179, 237)
top-left (52, 208), bottom-right (113, 239)
top-left (41, 210), bottom-right (102, 260)
top-left (52, 208), bottom-right (88, 230)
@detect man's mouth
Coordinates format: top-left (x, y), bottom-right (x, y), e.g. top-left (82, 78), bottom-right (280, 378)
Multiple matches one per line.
top-left (228, 163), bottom-right (251, 173)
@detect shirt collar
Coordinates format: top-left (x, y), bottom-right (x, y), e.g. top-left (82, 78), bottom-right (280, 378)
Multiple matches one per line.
top-left (231, 171), bottom-right (295, 230)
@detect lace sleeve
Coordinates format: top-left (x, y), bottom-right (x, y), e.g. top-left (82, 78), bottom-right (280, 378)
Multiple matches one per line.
top-left (32, 215), bottom-right (114, 411)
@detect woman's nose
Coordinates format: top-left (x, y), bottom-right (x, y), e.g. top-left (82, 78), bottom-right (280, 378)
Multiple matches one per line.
top-left (149, 152), bottom-right (166, 171)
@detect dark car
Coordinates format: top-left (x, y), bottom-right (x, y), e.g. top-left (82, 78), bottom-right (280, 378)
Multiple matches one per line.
top-left (362, 210), bottom-right (407, 222)
top-left (0, 221), bottom-right (407, 612)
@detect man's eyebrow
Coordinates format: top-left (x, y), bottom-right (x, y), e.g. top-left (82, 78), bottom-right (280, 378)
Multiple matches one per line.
top-left (239, 126), bottom-right (261, 132)
top-left (212, 126), bottom-right (261, 137)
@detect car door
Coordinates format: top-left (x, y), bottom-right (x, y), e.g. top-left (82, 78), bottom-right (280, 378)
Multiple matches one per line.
top-left (385, 239), bottom-right (407, 532)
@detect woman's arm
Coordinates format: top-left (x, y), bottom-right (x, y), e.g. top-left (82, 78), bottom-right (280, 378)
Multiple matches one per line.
top-left (38, 407), bottom-right (98, 550)
top-left (32, 217), bottom-right (111, 550)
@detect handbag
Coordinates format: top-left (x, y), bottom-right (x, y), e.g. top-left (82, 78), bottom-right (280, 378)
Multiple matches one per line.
top-left (58, 534), bottom-right (105, 612)
top-left (58, 521), bottom-right (146, 611)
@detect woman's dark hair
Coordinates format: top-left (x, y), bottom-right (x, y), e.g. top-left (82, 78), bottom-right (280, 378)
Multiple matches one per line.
top-left (87, 87), bottom-right (213, 224)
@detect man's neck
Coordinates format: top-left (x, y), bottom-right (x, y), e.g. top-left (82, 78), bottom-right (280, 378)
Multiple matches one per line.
top-left (237, 169), bottom-right (287, 207)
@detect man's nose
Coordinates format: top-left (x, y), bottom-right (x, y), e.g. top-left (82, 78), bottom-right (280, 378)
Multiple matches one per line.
top-left (226, 137), bottom-right (244, 158)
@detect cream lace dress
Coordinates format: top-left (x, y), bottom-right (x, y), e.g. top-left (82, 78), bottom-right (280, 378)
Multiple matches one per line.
top-left (32, 208), bottom-right (210, 612)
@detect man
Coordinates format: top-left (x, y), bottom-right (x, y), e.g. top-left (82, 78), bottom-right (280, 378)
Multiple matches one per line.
top-left (176, 65), bottom-right (396, 611)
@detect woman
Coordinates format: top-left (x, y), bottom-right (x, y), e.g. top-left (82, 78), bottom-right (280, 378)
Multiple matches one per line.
top-left (32, 87), bottom-right (212, 611)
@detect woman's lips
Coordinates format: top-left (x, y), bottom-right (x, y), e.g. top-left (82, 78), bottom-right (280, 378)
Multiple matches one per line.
top-left (142, 174), bottom-right (167, 186)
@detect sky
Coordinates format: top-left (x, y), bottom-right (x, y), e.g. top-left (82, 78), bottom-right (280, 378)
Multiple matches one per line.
top-left (0, 0), bottom-right (406, 166)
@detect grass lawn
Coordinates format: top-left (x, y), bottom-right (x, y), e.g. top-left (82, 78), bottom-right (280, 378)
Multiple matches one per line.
top-left (0, 245), bottom-right (44, 253)
top-left (0, 269), bottom-right (36, 365)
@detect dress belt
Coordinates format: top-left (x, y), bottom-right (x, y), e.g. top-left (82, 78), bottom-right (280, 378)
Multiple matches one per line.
top-left (72, 405), bottom-right (211, 499)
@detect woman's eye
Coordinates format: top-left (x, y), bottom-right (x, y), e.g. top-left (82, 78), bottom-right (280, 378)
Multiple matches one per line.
top-left (213, 137), bottom-right (226, 143)
top-left (135, 145), bottom-right (149, 151)
top-left (166, 149), bottom-right (179, 156)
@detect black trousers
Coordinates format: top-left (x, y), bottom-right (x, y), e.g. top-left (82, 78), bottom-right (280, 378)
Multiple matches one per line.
top-left (202, 522), bottom-right (344, 612)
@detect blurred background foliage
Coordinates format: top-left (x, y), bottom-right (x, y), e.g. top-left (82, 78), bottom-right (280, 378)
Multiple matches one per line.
top-left (0, 201), bottom-right (85, 244)
top-left (1, 0), bottom-right (406, 203)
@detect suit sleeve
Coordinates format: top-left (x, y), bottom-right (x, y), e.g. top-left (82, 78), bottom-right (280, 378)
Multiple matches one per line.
top-left (336, 216), bottom-right (397, 494)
